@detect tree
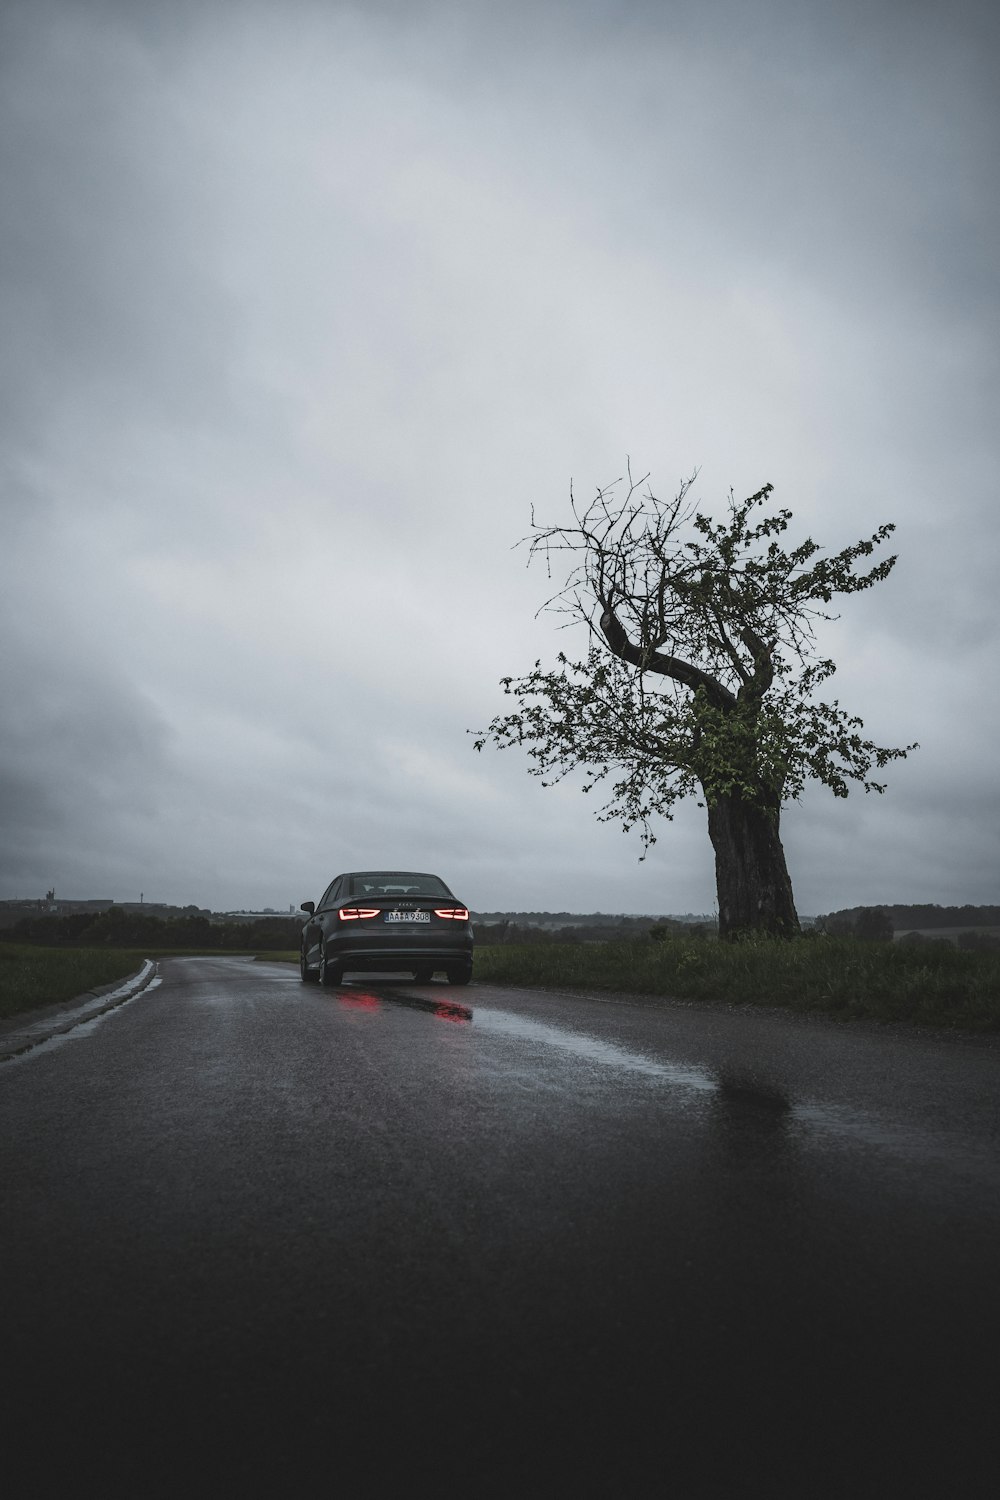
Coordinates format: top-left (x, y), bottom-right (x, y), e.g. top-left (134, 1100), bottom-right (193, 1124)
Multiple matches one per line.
top-left (853, 907), bottom-right (894, 943)
top-left (474, 470), bottom-right (916, 940)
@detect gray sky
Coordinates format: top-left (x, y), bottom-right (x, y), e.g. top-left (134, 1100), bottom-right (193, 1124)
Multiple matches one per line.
top-left (1, 0), bottom-right (997, 916)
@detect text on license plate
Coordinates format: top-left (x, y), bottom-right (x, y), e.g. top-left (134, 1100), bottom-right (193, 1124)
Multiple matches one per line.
top-left (385, 911), bottom-right (430, 923)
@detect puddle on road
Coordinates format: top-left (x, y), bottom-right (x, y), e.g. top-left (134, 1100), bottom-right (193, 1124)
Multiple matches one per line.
top-left (338, 992), bottom-right (383, 1012)
top-left (465, 1011), bottom-right (998, 1176)
top-left (11, 965), bottom-right (990, 1178)
top-left (338, 988), bottom-right (472, 1024)
top-left (790, 1097), bottom-right (1000, 1173)
top-left (472, 1008), bottom-right (717, 1092)
top-left (1, 976), bottom-right (162, 1066)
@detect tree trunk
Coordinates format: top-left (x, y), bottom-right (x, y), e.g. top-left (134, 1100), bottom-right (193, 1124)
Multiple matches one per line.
top-left (706, 789), bottom-right (800, 940)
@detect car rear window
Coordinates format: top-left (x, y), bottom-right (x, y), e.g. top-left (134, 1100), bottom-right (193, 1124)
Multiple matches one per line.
top-left (347, 873), bottom-right (453, 898)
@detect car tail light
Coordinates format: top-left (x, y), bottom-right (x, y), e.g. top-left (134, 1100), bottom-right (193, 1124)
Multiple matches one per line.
top-left (338, 907), bottom-right (380, 921)
top-left (433, 907), bottom-right (469, 920)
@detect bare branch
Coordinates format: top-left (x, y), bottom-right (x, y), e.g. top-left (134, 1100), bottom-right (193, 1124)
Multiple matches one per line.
top-left (599, 603), bottom-right (735, 708)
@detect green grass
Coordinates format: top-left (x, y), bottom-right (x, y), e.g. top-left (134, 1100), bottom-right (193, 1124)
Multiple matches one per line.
top-left (0, 945), bottom-right (151, 1022)
top-left (474, 937), bottom-right (1000, 1031)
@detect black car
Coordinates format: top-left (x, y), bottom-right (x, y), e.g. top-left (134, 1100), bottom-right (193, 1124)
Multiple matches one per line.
top-left (299, 870), bottom-right (474, 987)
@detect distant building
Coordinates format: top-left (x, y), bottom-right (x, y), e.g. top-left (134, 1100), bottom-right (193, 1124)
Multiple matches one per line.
top-left (0, 897), bottom-right (116, 930)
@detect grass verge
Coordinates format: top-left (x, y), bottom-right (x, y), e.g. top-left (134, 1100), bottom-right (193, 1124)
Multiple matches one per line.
top-left (0, 945), bottom-right (151, 1022)
top-left (474, 937), bottom-right (1000, 1032)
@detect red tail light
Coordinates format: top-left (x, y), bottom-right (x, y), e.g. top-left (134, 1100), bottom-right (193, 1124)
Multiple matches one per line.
top-left (338, 907), bottom-right (380, 921)
top-left (433, 907), bottom-right (469, 920)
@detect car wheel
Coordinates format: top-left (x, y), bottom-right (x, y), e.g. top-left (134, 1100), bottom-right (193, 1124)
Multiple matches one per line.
top-left (318, 945), bottom-right (342, 987)
top-left (412, 967), bottom-right (433, 983)
top-left (300, 948), bottom-right (319, 984)
top-left (446, 966), bottom-right (472, 986)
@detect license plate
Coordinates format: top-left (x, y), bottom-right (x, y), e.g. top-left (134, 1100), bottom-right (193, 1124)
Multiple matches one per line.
top-left (385, 911), bottom-right (430, 923)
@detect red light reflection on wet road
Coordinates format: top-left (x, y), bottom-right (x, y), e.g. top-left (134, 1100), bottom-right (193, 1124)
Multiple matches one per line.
top-left (337, 993), bottom-right (382, 1012)
top-left (334, 988), bottom-right (471, 1024)
top-left (433, 1003), bottom-right (471, 1024)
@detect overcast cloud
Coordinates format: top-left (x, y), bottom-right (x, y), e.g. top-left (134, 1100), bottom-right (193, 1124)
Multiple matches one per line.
top-left (1, 0), bottom-right (997, 915)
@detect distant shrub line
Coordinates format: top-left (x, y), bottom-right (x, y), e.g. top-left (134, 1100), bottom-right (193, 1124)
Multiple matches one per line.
top-left (475, 916), bottom-right (714, 944)
top-left (816, 903), bottom-right (1000, 935)
top-left (0, 908), bottom-right (303, 952)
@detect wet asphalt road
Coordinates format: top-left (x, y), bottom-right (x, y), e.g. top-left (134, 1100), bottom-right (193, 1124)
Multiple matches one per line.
top-left (2, 956), bottom-right (999, 1498)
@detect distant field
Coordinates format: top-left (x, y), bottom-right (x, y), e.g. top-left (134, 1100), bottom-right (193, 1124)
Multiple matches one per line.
top-left (894, 927), bottom-right (1000, 944)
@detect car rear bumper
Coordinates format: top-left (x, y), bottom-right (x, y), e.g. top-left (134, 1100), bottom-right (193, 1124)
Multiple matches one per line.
top-left (325, 935), bottom-right (473, 970)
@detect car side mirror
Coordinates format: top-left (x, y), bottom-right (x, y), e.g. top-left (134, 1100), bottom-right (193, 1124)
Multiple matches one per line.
top-left (300, 901), bottom-right (315, 915)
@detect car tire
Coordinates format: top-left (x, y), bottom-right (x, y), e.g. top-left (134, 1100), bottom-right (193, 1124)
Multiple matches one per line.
top-left (318, 945), bottom-right (342, 987)
top-left (446, 966), bottom-right (472, 986)
top-left (300, 949), bottom-right (319, 984)
top-left (412, 967), bottom-right (434, 983)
